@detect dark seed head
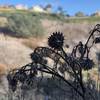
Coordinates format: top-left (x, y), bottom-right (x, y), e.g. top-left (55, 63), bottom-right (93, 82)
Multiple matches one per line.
top-left (48, 32), bottom-right (64, 50)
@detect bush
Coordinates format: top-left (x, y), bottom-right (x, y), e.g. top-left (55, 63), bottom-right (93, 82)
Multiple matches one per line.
top-left (75, 11), bottom-right (85, 17)
top-left (7, 13), bottom-right (44, 38)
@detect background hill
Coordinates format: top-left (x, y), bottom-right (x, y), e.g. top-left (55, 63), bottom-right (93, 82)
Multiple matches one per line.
top-left (0, 10), bottom-right (100, 66)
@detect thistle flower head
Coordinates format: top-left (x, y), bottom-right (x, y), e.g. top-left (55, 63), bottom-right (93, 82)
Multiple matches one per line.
top-left (80, 58), bottom-right (94, 70)
top-left (15, 71), bottom-right (27, 83)
top-left (48, 32), bottom-right (64, 50)
top-left (30, 52), bottom-right (42, 63)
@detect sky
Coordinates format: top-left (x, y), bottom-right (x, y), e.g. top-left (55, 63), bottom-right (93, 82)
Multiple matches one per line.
top-left (0, 0), bottom-right (100, 16)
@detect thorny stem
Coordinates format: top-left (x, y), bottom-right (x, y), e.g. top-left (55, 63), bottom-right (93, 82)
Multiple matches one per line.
top-left (21, 62), bottom-right (85, 99)
top-left (33, 47), bottom-right (86, 99)
top-left (61, 47), bottom-right (86, 95)
top-left (37, 67), bottom-right (85, 99)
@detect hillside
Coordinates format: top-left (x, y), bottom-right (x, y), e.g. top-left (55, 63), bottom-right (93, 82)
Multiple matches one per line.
top-left (0, 10), bottom-right (100, 64)
top-left (0, 10), bottom-right (99, 38)
top-left (0, 10), bottom-right (99, 64)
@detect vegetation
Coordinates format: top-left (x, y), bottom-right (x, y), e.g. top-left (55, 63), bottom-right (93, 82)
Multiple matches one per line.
top-left (0, 11), bottom-right (66, 37)
top-left (0, 10), bottom-right (100, 38)
top-left (75, 11), bottom-right (85, 17)
top-left (6, 13), bottom-right (44, 37)
top-left (65, 16), bottom-right (100, 23)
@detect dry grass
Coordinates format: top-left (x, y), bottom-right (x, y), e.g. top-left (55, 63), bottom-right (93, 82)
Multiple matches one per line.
top-left (0, 34), bottom-right (48, 74)
top-left (0, 64), bottom-right (7, 75)
top-left (0, 34), bottom-right (33, 72)
top-left (21, 37), bottom-right (47, 49)
top-left (0, 8), bottom-right (15, 13)
top-left (41, 19), bottom-right (97, 40)
top-left (0, 17), bottom-right (8, 27)
top-left (89, 68), bottom-right (100, 82)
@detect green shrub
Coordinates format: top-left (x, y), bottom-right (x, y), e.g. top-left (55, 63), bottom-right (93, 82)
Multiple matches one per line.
top-left (7, 13), bottom-right (44, 38)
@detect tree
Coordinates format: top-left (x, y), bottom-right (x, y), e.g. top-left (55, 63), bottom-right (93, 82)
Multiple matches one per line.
top-left (57, 6), bottom-right (69, 17)
top-left (75, 11), bottom-right (85, 17)
top-left (57, 6), bottom-right (64, 15)
top-left (44, 4), bottom-right (52, 12)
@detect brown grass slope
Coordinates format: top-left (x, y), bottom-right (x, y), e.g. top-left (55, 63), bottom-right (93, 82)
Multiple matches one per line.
top-left (0, 34), bottom-right (33, 71)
